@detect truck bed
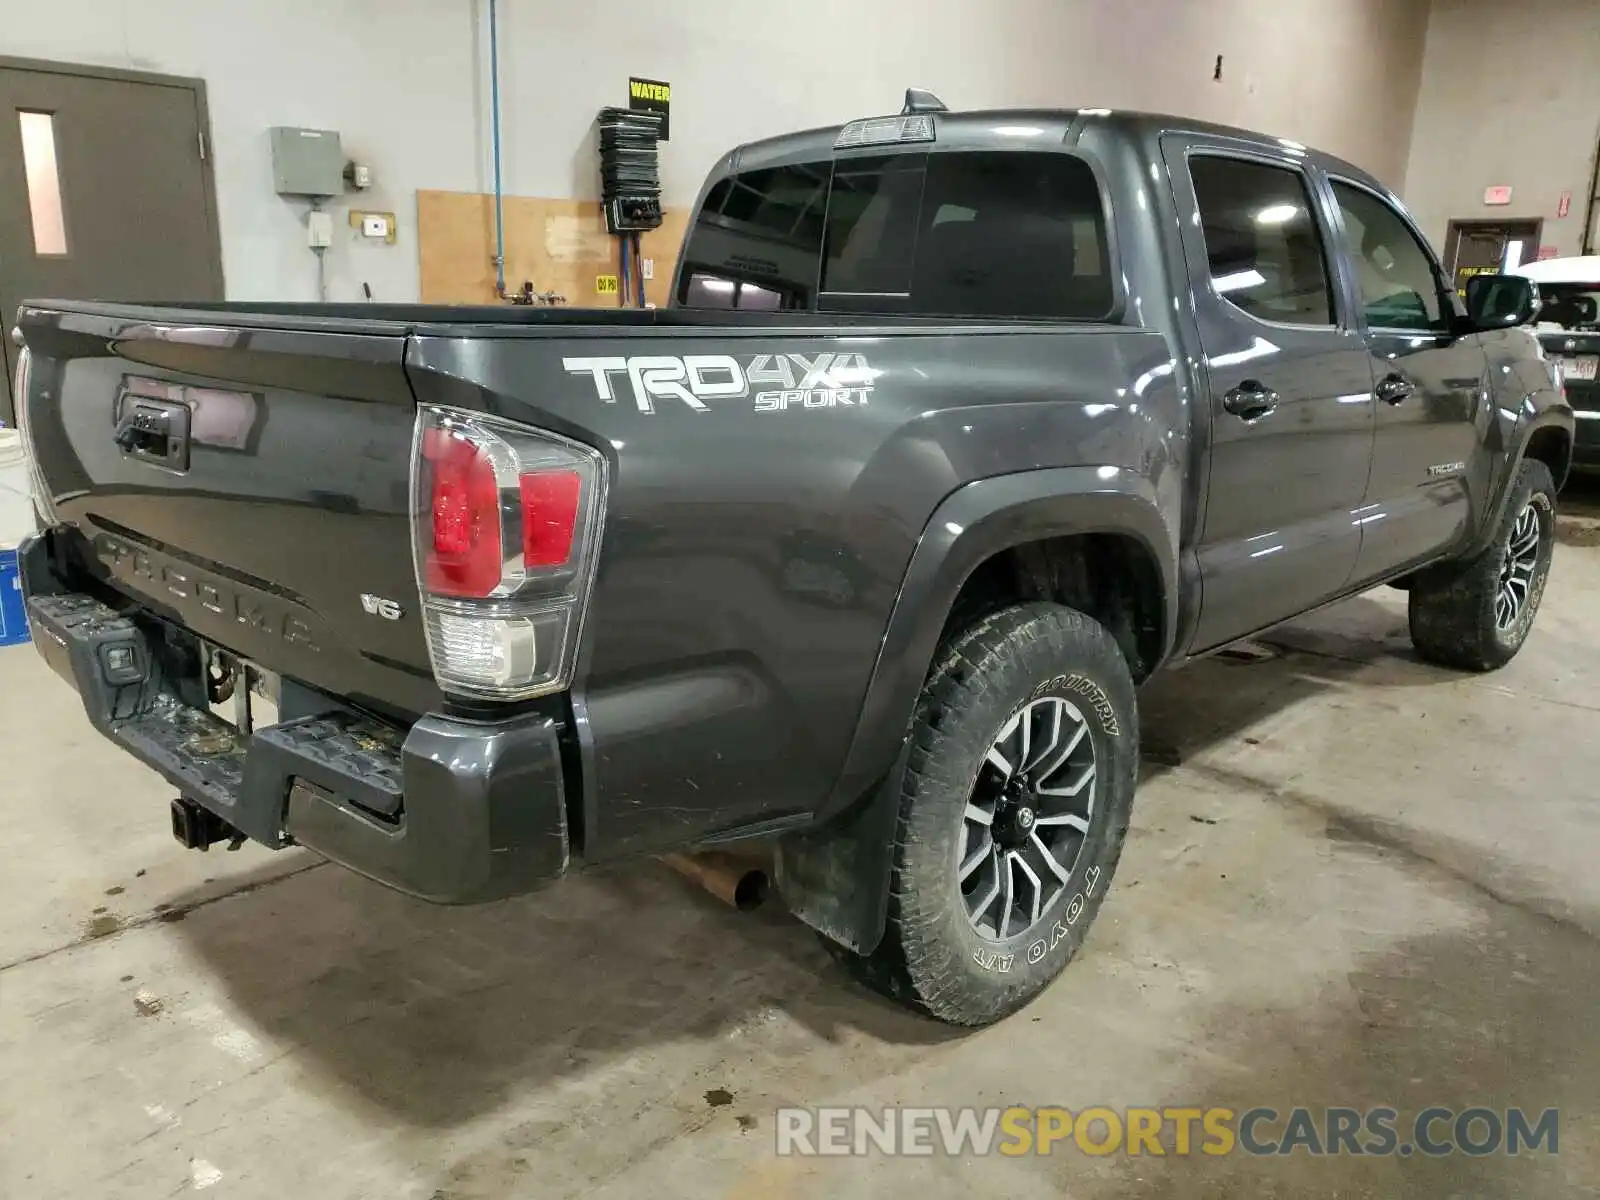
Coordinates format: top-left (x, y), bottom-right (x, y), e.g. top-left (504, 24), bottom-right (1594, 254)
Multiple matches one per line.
top-left (16, 297), bottom-right (1178, 866)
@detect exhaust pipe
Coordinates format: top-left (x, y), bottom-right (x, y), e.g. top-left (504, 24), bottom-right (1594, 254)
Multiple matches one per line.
top-left (660, 850), bottom-right (770, 911)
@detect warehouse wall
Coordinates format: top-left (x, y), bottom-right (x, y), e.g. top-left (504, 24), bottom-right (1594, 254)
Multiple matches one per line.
top-left (3, 0), bottom-right (1430, 303)
top-left (1404, 0), bottom-right (1600, 257)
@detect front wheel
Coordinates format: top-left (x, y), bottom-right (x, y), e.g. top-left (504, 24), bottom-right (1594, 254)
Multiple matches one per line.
top-left (1409, 460), bottom-right (1556, 672)
top-left (824, 602), bottom-right (1138, 1026)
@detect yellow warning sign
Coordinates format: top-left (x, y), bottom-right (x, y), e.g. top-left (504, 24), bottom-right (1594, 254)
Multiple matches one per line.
top-left (596, 275), bottom-right (619, 295)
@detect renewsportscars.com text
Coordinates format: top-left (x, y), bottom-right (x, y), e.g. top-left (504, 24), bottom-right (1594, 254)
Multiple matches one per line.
top-left (775, 1105), bottom-right (1558, 1158)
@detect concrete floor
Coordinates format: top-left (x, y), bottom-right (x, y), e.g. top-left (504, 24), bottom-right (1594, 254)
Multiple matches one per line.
top-left (6, 492), bottom-right (1600, 1199)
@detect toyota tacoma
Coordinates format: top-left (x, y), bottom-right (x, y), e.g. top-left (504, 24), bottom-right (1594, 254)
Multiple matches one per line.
top-left (11, 97), bottom-right (1573, 1025)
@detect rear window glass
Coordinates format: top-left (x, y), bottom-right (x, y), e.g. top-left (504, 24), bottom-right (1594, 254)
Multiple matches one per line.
top-left (1535, 283), bottom-right (1600, 332)
top-left (678, 149), bottom-right (1114, 321)
top-left (676, 164), bottom-right (830, 310)
top-left (822, 153), bottom-right (929, 295)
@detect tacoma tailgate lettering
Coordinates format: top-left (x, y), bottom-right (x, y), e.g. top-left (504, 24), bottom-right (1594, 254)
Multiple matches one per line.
top-left (95, 532), bottom-right (320, 652)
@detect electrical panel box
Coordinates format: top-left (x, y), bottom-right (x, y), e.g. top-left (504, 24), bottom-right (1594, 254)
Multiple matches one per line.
top-left (270, 126), bottom-right (344, 198)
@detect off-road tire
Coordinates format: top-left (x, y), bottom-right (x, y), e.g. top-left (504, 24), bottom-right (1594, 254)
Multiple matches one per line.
top-left (824, 602), bottom-right (1138, 1026)
top-left (1409, 459), bottom-right (1556, 672)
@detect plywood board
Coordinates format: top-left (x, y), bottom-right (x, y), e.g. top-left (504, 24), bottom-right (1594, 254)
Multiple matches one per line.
top-left (417, 190), bottom-right (691, 309)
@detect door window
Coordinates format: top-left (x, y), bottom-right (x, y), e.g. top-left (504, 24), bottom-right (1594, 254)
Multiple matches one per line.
top-left (18, 111), bottom-right (67, 256)
top-left (1189, 156), bottom-right (1335, 327)
top-left (1332, 183), bottom-right (1448, 333)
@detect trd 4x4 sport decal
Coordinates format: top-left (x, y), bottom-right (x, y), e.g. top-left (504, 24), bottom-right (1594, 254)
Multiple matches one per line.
top-left (562, 353), bottom-right (881, 414)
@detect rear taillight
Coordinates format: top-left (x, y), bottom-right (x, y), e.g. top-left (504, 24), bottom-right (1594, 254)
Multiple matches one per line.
top-left (519, 469), bottom-right (582, 568)
top-left (422, 426), bottom-right (503, 598)
top-left (411, 406), bottom-right (606, 701)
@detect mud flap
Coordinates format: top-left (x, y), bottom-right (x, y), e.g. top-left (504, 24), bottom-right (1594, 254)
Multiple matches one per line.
top-left (775, 757), bottom-right (905, 956)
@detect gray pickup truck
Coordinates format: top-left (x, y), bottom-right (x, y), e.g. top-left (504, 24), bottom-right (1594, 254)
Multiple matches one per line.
top-left (12, 96), bottom-right (1573, 1026)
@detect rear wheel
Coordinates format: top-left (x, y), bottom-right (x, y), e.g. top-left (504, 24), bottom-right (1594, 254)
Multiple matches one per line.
top-left (824, 602), bottom-right (1138, 1026)
top-left (1409, 460), bottom-right (1556, 671)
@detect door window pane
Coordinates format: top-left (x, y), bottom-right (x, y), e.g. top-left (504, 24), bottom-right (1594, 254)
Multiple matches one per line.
top-left (1332, 182), bottom-right (1446, 332)
top-left (18, 111), bottom-right (67, 256)
top-left (1190, 156), bottom-right (1333, 326)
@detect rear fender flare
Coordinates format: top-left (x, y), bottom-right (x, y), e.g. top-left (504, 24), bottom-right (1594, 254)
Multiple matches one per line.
top-left (777, 466), bottom-right (1176, 953)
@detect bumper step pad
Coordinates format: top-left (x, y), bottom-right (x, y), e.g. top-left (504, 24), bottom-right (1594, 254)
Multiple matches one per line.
top-left (120, 694), bottom-right (249, 807)
top-left (27, 591), bottom-right (403, 847)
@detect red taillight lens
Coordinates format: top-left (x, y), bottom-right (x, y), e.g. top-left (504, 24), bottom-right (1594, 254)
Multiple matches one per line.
top-left (412, 405), bottom-right (606, 702)
top-left (519, 469), bottom-right (582, 568)
top-left (424, 427), bottom-right (503, 598)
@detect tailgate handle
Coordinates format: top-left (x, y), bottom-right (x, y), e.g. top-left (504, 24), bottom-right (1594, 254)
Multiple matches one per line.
top-left (114, 395), bottom-right (191, 471)
top-left (115, 420), bottom-right (164, 454)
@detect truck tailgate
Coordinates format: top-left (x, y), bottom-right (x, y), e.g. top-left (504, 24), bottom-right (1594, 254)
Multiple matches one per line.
top-left (17, 304), bottom-right (440, 719)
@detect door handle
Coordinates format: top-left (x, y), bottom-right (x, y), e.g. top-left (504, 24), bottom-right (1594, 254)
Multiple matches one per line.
top-left (1376, 374), bottom-right (1415, 405)
top-left (1222, 381), bottom-right (1280, 421)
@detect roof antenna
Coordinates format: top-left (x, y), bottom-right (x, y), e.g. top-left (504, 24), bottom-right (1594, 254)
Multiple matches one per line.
top-left (902, 88), bottom-right (948, 114)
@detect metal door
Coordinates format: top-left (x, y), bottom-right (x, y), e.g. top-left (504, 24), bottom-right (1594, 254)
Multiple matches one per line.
top-left (1162, 135), bottom-right (1376, 653)
top-left (1443, 218), bottom-right (1544, 297)
top-left (1333, 180), bottom-right (1492, 584)
top-left (0, 58), bottom-right (223, 423)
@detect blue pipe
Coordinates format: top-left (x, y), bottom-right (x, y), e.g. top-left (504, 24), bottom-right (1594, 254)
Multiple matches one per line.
top-left (489, 0), bottom-right (506, 296)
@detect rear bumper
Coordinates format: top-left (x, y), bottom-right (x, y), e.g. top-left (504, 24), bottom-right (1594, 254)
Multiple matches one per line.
top-left (19, 534), bottom-right (569, 903)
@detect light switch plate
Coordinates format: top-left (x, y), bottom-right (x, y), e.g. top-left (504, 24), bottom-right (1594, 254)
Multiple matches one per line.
top-left (362, 214), bottom-right (389, 238)
top-left (642, 257), bottom-right (655, 280)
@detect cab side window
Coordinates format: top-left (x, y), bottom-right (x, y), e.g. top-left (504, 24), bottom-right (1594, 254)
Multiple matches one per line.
top-left (1188, 156), bottom-right (1335, 327)
top-left (1332, 182), bottom-right (1448, 333)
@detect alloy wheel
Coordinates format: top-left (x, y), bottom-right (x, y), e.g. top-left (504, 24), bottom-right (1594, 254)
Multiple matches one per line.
top-left (959, 696), bottom-right (1097, 941)
top-left (1496, 502), bottom-right (1542, 632)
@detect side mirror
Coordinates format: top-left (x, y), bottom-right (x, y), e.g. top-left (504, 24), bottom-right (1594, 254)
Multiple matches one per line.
top-left (1464, 273), bottom-right (1541, 330)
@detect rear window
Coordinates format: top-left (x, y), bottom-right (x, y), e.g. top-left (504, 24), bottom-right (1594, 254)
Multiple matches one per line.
top-left (1535, 283), bottom-right (1600, 332)
top-left (678, 149), bottom-right (1114, 321)
top-left (678, 164), bottom-right (830, 311)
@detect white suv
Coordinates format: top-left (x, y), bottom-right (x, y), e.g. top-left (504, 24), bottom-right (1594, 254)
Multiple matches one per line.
top-left (1515, 256), bottom-right (1600, 469)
